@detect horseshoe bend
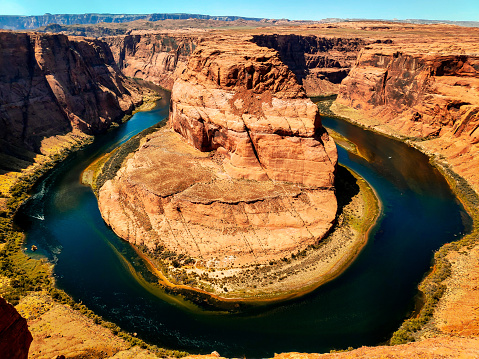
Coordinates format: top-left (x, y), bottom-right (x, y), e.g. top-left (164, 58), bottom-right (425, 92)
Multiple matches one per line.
top-left (1, 17), bottom-right (479, 359)
top-left (93, 38), bottom-right (379, 301)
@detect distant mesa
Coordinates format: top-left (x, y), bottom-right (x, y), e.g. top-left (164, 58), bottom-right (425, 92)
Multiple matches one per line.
top-left (0, 13), bottom-right (267, 30)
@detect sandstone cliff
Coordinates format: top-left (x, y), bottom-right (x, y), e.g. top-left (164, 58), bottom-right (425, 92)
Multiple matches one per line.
top-left (251, 34), bottom-right (367, 96)
top-left (97, 38), bottom-right (342, 298)
top-left (0, 296), bottom-right (32, 359)
top-left (335, 42), bottom-right (479, 192)
top-left (0, 31), bottom-right (144, 174)
top-left (169, 39), bottom-right (337, 186)
top-left (105, 33), bottom-right (198, 89)
top-left (105, 32), bottom-right (369, 97)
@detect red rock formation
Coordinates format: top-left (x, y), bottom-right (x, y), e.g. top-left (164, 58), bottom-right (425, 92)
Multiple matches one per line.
top-left (105, 32), bottom-right (368, 97)
top-left (169, 38), bottom-right (337, 187)
top-left (0, 297), bottom-right (32, 359)
top-left (335, 43), bottom-right (479, 191)
top-left (105, 33), bottom-right (198, 89)
top-left (0, 30), bottom-right (144, 172)
top-left (251, 34), bottom-right (367, 96)
top-left (97, 38), bottom-right (338, 295)
top-left (98, 130), bottom-right (338, 269)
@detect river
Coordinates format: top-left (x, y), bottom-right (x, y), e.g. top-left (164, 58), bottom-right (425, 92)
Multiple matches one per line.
top-left (16, 88), bottom-right (468, 357)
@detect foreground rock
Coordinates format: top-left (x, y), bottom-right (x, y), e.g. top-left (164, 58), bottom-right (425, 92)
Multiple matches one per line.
top-left (183, 336), bottom-right (479, 359)
top-left (96, 38), bottom-right (348, 299)
top-left (14, 292), bottom-right (163, 359)
top-left (0, 296), bottom-right (32, 359)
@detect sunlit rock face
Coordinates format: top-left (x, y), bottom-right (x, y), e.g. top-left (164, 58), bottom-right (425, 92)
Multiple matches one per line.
top-left (0, 31), bottom-right (143, 170)
top-left (336, 43), bottom-right (479, 191)
top-left (98, 38), bottom-right (338, 270)
top-left (169, 38), bottom-right (337, 187)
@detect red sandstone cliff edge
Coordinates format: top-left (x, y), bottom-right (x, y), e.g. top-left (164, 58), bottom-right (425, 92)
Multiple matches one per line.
top-left (334, 42), bottom-right (479, 191)
top-left (0, 31), bottom-right (145, 176)
top-left (0, 297), bottom-right (32, 359)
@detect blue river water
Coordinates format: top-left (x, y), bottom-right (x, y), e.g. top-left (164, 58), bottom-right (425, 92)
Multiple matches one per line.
top-left (16, 89), bottom-right (468, 357)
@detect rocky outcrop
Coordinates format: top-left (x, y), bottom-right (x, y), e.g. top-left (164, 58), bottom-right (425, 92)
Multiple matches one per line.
top-left (106, 33), bottom-right (198, 89)
top-left (97, 38), bottom-right (339, 297)
top-left (99, 129), bottom-right (337, 269)
top-left (335, 43), bottom-right (479, 192)
top-left (170, 38), bottom-right (337, 186)
top-left (251, 34), bottom-right (367, 96)
top-left (0, 297), bottom-right (32, 359)
top-left (0, 31), bottom-right (144, 173)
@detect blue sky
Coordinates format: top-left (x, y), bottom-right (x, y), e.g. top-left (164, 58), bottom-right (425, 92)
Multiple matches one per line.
top-left (0, 0), bottom-right (478, 21)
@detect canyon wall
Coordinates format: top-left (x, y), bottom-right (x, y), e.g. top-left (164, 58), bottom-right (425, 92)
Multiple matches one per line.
top-left (105, 33), bottom-right (367, 96)
top-left (251, 34), bottom-right (367, 96)
top-left (0, 31), bottom-right (144, 173)
top-left (0, 297), bottom-right (32, 359)
top-left (335, 43), bottom-right (479, 192)
top-left (105, 33), bottom-right (198, 89)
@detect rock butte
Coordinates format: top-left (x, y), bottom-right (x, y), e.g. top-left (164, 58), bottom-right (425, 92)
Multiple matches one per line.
top-left (98, 38), bottom-right (340, 293)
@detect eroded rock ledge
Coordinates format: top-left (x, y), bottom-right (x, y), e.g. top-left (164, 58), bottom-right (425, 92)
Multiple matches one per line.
top-left (95, 38), bottom-right (362, 299)
top-left (334, 42), bottom-right (479, 192)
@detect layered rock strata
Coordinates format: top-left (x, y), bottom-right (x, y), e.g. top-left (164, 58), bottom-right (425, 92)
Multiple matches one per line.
top-left (335, 42), bottom-right (479, 192)
top-left (169, 39), bottom-right (337, 186)
top-left (0, 297), bottom-right (32, 359)
top-left (251, 34), bottom-right (367, 96)
top-left (105, 32), bottom-right (368, 96)
top-left (0, 31), bottom-right (144, 173)
top-left (106, 33), bottom-right (198, 89)
top-left (99, 129), bottom-right (337, 269)
top-left (98, 39), bottom-right (338, 296)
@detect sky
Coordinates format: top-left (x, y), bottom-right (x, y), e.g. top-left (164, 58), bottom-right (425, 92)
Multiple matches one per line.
top-left (0, 0), bottom-right (478, 22)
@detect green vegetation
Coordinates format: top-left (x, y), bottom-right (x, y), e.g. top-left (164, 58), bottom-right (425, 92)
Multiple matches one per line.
top-left (0, 232), bottom-right (51, 304)
top-left (94, 121), bottom-right (167, 195)
top-left (311, 95), bottom-right (337, 117)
